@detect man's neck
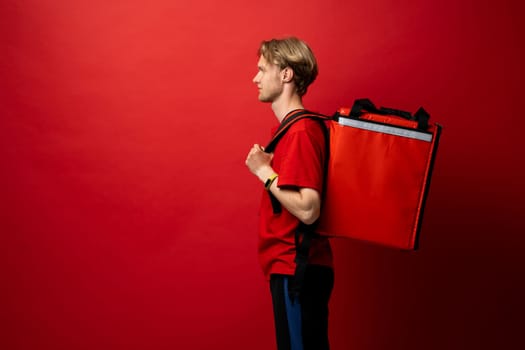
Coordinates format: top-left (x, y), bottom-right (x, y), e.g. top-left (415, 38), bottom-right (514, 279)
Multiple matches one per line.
top-left (271, 94), bottom-right (304, 123)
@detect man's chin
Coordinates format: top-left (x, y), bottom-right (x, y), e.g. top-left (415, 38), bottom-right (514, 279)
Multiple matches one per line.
top-left (258, 95), bottom-right (272, 103)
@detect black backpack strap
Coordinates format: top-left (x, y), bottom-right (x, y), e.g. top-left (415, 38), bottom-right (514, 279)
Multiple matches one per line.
top-left (288, 222), bottom-right (317, 303)
top-left (265, 110), bottom-right (328, 152)
top-left (288, 121), bottom-right (331, 302)
top-left (263, 110), bottom-right (331, 302)
top-left (265, 110), bottom-right (330, 215)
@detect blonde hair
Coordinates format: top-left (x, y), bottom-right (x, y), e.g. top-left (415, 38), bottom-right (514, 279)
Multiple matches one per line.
top-left (258, 37), bottom-right (318, 97)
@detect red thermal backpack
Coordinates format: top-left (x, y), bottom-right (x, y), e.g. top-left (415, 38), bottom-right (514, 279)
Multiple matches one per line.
top-left (266, 98), bottom-right (441, 250)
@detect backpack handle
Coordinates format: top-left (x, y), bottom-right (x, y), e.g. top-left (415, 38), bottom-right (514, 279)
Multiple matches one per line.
top-left (350, 98), bottom-right (429, 131)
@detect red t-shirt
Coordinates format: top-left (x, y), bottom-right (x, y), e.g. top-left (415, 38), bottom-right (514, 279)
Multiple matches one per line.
top-left (258, 111), bottom-right (333, 279)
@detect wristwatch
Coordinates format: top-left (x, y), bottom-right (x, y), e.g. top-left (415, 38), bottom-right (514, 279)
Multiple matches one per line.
top-left (264, 173), bottom-right (279, 190)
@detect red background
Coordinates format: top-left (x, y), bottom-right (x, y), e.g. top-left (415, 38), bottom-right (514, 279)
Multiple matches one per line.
top-left (2, 0), bottom-right (524, 349)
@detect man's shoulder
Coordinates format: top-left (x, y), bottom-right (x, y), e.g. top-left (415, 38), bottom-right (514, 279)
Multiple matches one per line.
top-left (287, 114), bottom-right (326, 134)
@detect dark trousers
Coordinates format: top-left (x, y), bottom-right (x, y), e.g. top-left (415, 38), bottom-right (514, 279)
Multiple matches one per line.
top-left (269, 265), bottom-right (334, 350)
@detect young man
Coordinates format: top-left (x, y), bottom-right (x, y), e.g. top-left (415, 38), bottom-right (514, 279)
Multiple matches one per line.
top-left (245, 37), bottom-right (334, 350)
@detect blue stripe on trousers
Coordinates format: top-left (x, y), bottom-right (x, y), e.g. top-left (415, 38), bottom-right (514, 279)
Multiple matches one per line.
top-left (284, 277), bottom-right (304, 350)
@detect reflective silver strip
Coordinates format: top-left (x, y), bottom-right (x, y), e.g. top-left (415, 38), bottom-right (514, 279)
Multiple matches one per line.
top-left (338, 117), bottom-right (433, 142)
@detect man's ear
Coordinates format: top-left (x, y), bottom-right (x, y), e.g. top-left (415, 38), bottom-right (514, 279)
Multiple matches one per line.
top-left (281, 67), bottom-right (294, 83)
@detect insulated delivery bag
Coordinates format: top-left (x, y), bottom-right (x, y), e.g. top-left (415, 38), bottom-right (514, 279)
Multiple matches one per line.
top-left (265, 98), bottom-right (442, 250)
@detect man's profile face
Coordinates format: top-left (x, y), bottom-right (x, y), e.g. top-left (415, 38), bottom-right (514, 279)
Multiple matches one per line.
top-left (252, 55), bottom-right (283, 103)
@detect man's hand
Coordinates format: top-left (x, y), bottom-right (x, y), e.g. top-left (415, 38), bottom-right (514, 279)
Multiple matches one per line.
top-left (245, 143), bottom-right (321, 224)
top-left (245, 144), bottom-right (274, 182)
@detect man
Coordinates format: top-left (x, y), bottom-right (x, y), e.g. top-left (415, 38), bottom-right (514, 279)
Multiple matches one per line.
top-left (245, 37), bottom-right (334, 350)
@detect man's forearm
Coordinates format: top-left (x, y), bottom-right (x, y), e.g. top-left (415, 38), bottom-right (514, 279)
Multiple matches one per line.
top-left (255, 165), bottom-right (321, 225)
top-left (267, 180), bottom-right (321, 225)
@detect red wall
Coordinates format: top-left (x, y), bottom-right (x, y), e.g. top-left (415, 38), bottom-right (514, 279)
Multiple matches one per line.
top-left (2, 1), bottom-right (524, 349)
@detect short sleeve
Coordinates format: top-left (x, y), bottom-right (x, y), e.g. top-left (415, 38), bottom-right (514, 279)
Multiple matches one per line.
top-left (275, 119), bottom-right (326, 192)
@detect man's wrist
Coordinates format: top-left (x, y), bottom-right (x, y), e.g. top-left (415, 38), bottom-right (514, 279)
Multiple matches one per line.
top-left (256, 166), bottom-right (275, 183)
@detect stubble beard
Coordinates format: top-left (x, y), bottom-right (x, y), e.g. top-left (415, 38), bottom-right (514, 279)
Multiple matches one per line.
top-left (258, 89), bottom-right (279, 103)
top-left (258, 94), bottom-right (272, 103)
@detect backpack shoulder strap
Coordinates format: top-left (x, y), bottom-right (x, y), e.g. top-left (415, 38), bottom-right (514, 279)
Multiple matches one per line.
top-left (265, 110), bottom-right (331, 215)
top-left (263, 110), bottom-right (333, 302)
top-left (265, 110), bottom-right (331, 153)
